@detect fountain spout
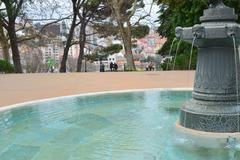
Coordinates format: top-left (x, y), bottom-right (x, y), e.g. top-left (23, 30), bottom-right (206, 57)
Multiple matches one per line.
top-left (226, 24), bottom-right (239, 37)
top-left (192, 25), bottom-right (205, 39)
top-left (175, 27), bottom-right (183, 39)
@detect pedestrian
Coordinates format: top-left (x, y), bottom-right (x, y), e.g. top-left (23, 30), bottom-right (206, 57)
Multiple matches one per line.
top-left (148, 62), bottom-right (154, 71)
top-left (110, 62), bottom-right (114, 71)
top-left (114, 63), bottom-right (118, 71)
top-left (100, 62), bottom-right (105, 72)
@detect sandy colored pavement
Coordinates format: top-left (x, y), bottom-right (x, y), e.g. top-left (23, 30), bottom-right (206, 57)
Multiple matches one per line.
top-left (0, 71), bottom-right (194, 107)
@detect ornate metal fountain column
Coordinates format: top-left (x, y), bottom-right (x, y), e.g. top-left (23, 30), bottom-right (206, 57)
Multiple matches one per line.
top-left (176, 0), bottom-right (240, 133)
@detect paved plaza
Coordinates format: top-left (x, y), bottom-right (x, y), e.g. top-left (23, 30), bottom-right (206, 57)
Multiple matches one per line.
top-left (0, 71), bottom-right (194, 107)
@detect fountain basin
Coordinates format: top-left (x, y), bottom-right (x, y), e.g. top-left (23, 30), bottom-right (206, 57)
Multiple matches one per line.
top-left (1, 90), bottom-right (239, 159)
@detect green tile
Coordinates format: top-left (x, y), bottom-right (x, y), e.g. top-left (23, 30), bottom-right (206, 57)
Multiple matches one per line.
top-left (66, 113), bottom-right (112, 130)
top-left (15, 128), bottom-right (60, 146)
top-left (32, 145), bottom-right (72, 160)
top-left (0, 144), bottom-right (40, 160)
top-left (70, 143), bottom-right (95, 159)
top-left (50, 128), bottom-right (92, 145)
top-left (0, 140), bottom-right (11, 154)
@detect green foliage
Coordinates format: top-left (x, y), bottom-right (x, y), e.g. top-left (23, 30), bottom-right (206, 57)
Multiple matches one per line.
top-left (94, 23), bottom-right (150, 39)
top-left (86, 0), bottom-right (101, 5)
top-left (132, 25), bottom-right (150, 39)
top-left (84, 53), bottom-right (100, 62)
top-left (84, 0), bottom-right (103, 10)
top-left (93, 23), bottom-right (119, 38)
top-left (47, 58), bottom-right (56, 68)
top-left (101, 44), bottom-right (123, 55)
top-left (157, 0), bottom-right (240, 70)
top-left (85, 44), bottom-right (123, 62)
top-left (0, 59), bottom-right (14, 73)
top-left (161, 48), bottom-right (198, 70)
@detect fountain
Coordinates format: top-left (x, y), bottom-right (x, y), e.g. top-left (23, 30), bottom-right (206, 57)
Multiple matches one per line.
top-left (175, 0), bottom-right (240, 133)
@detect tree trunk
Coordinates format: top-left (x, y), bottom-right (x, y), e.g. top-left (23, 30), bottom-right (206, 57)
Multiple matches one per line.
top-left (123, 41), bottom-right (136, 71)
top-left (0, 20), bottom-right (10, 62)
top-left (117, 22), bottom-right (136, 71)
top-left (77, 24), bottom-right (86, 72)
top-left (112, 2), bottom-right (136, 71)
top-left (122, 21), bottom-right (136, 71)
top-left (8, 22), bottom-right (23, 73)
top-left (60, 14), bottom-right (77, 73)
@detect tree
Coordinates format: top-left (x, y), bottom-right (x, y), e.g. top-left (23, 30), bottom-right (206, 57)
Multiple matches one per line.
top-left (0, 0), bottom-right (71, 73)
top-left (106, 0), bottom-right (152, 71)
top-left (1, 0), bottom-right (25, 73)
top-left (157, 0), bottom-right (240, 70)
top-left (0, 0), bottom-right (9, 62)
top-left (0, 18), bottom-right (9, 62)
top-left (76, 0), bottom-right (110, 72)
top-left (60, 0), bottom-right (83, 73)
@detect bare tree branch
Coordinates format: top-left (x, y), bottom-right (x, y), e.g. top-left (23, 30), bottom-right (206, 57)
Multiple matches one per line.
top-left (27, 18), bottom-right (72, 21)
top-left (132, 0), bottom-right (154, 26)
top-left (127, 0), bottom-right (138, 20)
top-left (1, 17), bottom-right (8, 29)
top-left (17, 15), bottom-right (71, 43)
top-left (39, 15), bottom-right (71, 33)
top-left (17, 34), bottom-right (41, 43)
top-left (86, 32), bottom-right (98, 36)
top-left (16, 19), bottom-right (28, 32)
top-left (14, 0), bottom-right (24, 19)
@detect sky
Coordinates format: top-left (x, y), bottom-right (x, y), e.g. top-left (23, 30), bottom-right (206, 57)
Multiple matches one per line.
top-left (19, 0), bottom-right (160, 30)
top-left (144, 0), bottom-right (160, 24)
top-left (133, 1), bottom-right (160, 29)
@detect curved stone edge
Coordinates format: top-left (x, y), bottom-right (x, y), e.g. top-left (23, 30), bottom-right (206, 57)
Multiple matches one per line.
top-left (0, 88), bottom-right (193, 112)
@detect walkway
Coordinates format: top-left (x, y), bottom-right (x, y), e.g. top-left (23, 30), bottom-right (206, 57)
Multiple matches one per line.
top-left (0, 71), bottom-right (194, 107)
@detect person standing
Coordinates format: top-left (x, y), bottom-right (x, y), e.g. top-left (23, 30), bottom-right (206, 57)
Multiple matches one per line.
top-left (100, 62), bottom-right (105, 72)
top-left (110, 62), bottom-right (114, 71)
top-left (114, 63), bottom-right (118, 72)
top-left (148, 61), bottom-right (154, 71)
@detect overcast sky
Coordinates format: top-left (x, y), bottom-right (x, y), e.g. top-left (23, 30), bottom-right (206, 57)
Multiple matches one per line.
top-left (131, 1), bottom-right (160, 30)
top-left (24, 0), bottom-right (160, 29)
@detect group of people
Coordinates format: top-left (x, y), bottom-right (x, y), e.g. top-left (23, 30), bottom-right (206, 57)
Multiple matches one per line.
top-left (110, 62), bottom-right (118, 72)
top-left (146, 62), bottom-right (155, 71)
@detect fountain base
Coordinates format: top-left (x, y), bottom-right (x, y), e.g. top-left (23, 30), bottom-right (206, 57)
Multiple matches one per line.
top-left (175, 121), bottom-right (240, 149)
top-left (179, 99), bottom-right (240, 133)
top-left (176, 121), bottom-right (240, 139)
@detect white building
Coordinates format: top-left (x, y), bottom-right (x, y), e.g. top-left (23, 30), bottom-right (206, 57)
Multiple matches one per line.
top-left (108, 55), bottom-right (117, 64)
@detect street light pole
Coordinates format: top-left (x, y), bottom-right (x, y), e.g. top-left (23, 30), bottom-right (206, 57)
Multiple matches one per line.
top-left (84, 57), bottom-right (87, 72)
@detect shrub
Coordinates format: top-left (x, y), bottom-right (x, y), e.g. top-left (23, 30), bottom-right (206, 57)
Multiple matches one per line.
top-left (0, 60), bottom-right (15, 73)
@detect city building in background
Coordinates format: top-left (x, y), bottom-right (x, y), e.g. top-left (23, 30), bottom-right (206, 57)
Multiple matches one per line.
top-left (0, 20), bottom-right (166, 72)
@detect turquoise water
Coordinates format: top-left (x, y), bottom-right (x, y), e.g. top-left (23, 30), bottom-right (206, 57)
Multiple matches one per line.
top-left (0, 90), bottom-right (239, 160)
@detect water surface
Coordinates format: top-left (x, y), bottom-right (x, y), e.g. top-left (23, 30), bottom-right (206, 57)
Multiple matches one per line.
top-left (0, 91), bottom-right (238, 160)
